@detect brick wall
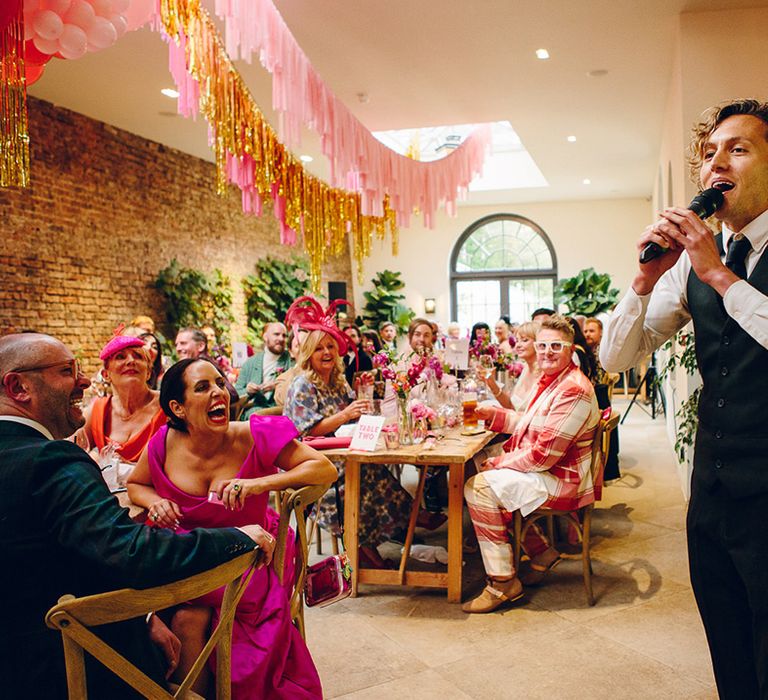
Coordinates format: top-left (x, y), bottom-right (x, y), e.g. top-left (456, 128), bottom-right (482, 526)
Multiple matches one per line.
top-left (0, 98), bottom-right (354, 372)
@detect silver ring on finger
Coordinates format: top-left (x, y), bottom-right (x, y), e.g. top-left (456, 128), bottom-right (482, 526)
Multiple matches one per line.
top-left (233, 482), bottom-right (241, 493)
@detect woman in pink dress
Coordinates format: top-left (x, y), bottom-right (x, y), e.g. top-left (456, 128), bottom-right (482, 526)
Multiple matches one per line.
top-left (128, 357), bottom-right (336, 698)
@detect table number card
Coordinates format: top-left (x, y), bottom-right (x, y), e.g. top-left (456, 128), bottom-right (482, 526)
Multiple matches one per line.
top-left (350, 415), bottom-right (386, 451)
top-left (444, 337), bottom-right (470, 370)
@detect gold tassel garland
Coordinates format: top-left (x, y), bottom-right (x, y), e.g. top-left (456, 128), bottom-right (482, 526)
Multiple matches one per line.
top-left (0, 0), bottom-right (30, 189)
top-left (159, 0), bottom-right (394, 293)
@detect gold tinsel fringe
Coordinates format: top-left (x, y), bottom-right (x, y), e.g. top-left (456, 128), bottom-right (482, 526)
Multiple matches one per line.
top-left (1, 1), bottom-right (30, 189)
top-left (159, 0), bottom-right (397, 294)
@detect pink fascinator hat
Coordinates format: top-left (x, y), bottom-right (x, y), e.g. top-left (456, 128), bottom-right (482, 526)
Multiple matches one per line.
top-left (284, 296), bottom-right (353, 356)
top-left (99, 324), bottom-right (146, 363)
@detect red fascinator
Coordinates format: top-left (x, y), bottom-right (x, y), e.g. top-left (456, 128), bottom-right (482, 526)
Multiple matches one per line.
top-left (284, 296), bottom-right (353, 356)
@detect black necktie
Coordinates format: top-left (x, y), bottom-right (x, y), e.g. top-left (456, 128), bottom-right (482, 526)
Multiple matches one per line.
top-left (725, 236), bottom-right (752, 279)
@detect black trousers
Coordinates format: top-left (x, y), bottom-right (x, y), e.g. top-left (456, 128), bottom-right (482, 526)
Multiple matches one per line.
top-left (687, 477), bottom-right (768, 699)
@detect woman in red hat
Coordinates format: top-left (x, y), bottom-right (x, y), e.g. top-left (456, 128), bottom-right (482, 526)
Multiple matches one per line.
top-left (283, 298), bottom-right (412, 568)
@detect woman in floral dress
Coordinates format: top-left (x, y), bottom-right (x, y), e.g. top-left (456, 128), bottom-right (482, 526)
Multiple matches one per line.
top-left (283, 298), bottom-right (412, 569)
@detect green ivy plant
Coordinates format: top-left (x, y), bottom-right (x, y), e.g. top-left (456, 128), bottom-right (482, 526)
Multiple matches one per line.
top-left (361, 270), bottom-right (415, 336)
top-left (655, 329), bottom-right (700, 461)
top-left (242, 256), bottom-right (311, 345)
top-left (555, 267), bottom-right (619, 316)
top-left (155, 259), bottom-right (235, 350)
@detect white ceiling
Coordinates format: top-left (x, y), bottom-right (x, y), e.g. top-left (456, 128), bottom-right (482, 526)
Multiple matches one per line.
top-left (27, 0), bottom-right (768, 207)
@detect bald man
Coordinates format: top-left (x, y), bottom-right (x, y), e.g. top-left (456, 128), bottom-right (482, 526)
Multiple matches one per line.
top-left (0, 333), bottom-right (272, 699)
top-left (235, 322), bottom-right (292, 418)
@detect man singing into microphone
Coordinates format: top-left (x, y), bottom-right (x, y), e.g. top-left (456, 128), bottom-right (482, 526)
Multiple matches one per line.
top-left (602, 99), bottom-right (768, 699)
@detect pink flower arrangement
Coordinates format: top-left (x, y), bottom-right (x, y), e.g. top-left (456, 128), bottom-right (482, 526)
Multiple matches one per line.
top-left (410, 402), bottom-right (437, 422)
top-left (469, 338), bottom-right (499, 360)
top-left (392, 371), bottom-right (414, 399)
top-left (507, 361), bottom-right (524, 378)
top-left (374, 348), bottom-right (444, 398)
top-left (427, 355), bottom-right (444, 381)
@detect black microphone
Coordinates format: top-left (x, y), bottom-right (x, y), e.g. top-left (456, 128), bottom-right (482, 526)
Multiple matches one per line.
top-left (639, 187), bottom-right (725, 264)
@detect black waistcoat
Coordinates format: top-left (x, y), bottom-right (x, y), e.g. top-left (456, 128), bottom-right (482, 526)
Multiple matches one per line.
top-left (686, 232), bottom-right (768, 498)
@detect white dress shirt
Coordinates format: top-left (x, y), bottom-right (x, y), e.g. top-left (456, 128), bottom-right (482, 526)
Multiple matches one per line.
top-left (601, 208), bottom-right (768, 372)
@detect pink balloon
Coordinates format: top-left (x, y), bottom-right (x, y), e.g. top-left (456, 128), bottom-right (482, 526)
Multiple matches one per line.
top-left (42, 0), bottom-right (72, 15)
top-left (63, 0), bottom-right (95, 29)
top-left (32, 33), bottom-right (59, 54)
top-left (85, 15), bottom-right (116, 49)
top-left (58, 22), bottom-right (87, 59)
top-left (32, 9), bottom-right (64, 40)
top-left (111, 0), bottom-right (129, 13)
top-left (123, 0), bottom-right (152, 31)
top-left (90, 0), bottom-right (112, 17)
top-left (109, 13), bottom-right (126, 37)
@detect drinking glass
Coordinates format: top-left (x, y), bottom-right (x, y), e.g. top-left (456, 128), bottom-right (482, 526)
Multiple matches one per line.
top-left (478, 355), bottom-right (495, 380)
top-left (461, 377), bottom-right (479, 430)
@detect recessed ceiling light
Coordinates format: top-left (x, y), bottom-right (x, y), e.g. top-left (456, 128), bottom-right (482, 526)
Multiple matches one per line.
top-left (583, 178), bottom-right (592, 185)
top-left (161, 88), bottom-right (179, 98)
top-left (535, 48), bottom-right (550, 60)
top-left (567, 135), bottom-right (577, 143)
top-left (299, 154), bottom-right (313, 163)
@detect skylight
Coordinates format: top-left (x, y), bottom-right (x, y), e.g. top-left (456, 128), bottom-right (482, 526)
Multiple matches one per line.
top-left (372, 121), bottom-right (547, 192)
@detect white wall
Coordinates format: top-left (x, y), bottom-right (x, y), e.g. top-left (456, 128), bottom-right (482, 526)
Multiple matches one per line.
top-left (354, 197), bottom-right (651, 327)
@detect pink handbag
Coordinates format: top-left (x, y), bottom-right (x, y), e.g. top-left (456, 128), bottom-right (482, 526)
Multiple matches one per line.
top-left (304, 552), bottom-right (352, 607)
top-left (302, 453), bottom-right (353, 607)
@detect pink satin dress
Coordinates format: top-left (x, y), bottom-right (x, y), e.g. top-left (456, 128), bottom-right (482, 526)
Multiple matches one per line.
top-left (146, 415), bottom-right (322, 699)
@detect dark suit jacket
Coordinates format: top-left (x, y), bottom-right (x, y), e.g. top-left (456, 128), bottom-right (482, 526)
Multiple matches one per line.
top-left (0, 421), bottom-right (255, 699)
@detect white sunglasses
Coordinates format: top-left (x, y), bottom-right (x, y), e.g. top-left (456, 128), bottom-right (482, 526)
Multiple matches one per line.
top-left (534, 340), bottom-right (573, 353)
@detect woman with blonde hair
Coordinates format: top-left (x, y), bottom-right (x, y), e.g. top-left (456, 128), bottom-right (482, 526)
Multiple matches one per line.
top-left (283, 298), bottom-right (412, 568)
top-left (481, 321), bottom-right (542, 412)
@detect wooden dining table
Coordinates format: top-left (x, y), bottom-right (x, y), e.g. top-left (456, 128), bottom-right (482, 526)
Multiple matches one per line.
top-left (322, 426), bottom-right (496, 603)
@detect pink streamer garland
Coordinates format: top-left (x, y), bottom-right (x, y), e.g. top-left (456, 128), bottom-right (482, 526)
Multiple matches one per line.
top-left (211, 0), bottom-right (492, 228)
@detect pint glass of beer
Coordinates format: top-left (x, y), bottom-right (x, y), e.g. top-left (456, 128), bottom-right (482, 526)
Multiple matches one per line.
top-left (461, 377), bottom-right (479, 430)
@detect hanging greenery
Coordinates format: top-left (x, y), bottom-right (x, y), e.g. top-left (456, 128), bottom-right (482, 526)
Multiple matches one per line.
top-left (155, 259), bottom-right (235, 348)
top-left (555, 267), bottom-right (620, 316)
top-left (242, 255), bottom-right (311, 345)
top-left (361, 270), bottom-right (415, 336)
top-left (655, 329), bottom-right (700, 462)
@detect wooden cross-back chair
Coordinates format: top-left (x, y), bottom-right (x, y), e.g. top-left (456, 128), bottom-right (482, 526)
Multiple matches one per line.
top-left (513, 408), bottom-right (619, 606)
top-left (273, 483), bottom-right (333, 640)
top-left (45, 550), bottom-right (259, 700)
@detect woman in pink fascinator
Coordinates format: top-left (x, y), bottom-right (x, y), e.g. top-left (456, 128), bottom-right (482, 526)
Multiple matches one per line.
top-left (282, 297), bottom-right (413, 569)
top-left (80, 330), bottom-right (166, 467)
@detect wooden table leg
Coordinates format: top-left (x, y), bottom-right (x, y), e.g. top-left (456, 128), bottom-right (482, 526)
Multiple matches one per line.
top-left (446, 462), bottom-right (465, 603)
top-left (398, 466), bottom-right (427, 584)
top-left (343, 459), bottom-right (361, 597)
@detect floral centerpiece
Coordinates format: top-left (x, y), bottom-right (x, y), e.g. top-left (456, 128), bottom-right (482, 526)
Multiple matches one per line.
top-left (469, 337), bottom-right (524, 389)
top-left (372, 349), bottom-right (444, 397)
top-left (410, 400), bottom-right (438, 443)
top-left (372, 349), bottom-right (445, 444)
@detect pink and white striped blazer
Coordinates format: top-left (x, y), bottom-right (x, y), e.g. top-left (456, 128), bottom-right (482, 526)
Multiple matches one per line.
top-left (484, 364), bottom-right (600, 511)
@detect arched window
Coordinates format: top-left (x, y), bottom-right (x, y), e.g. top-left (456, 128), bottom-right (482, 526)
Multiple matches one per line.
top-left (450, 214), bottom-right (557, 329)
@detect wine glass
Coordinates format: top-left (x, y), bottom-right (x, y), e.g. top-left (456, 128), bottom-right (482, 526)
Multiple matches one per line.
top-left (478, 355), bottom-right (495, 381)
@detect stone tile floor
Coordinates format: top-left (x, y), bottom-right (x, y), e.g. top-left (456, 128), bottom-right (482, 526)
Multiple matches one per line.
top-left (305, 400), bottom-right (717, 699)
